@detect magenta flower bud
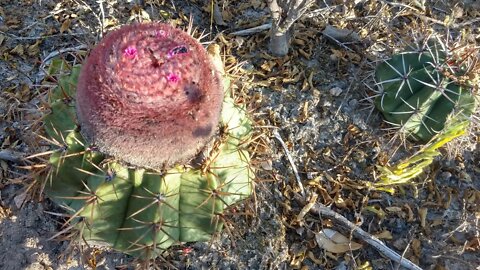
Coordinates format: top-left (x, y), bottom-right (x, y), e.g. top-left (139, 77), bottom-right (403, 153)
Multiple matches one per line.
top-left (76, 23), bottom-right (224, 168)
top-left (123, 46), bottom-right (137, 59)
top-left (166, 73), bottom-right (180, 83)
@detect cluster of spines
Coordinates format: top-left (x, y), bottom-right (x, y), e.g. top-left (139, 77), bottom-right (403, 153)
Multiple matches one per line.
top-left (371, 36), bottom-right (476, 144)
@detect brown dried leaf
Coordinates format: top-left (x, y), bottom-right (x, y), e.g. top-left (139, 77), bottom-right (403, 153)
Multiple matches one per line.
top-left (10, 44), bottom-right (24, 56)
top-left (17, 84), bottom-right (31, 101)
top-left (298, 101), bottom-right (309, 123)
top-left (282, 70), bottom-right (302, 83)
top-left (6, 17), bottom-right (21, 29)
top-left (385, 206), bottom-right (402, 213)
top-left (418, 207), bottom-right (428, 228)
top-left (404, 204), bottom-right (415, 222)
top-left (103, 18), bottom-right (118, 28)
top-left (296, 193), bottom-right (318, 222)
top-left (60, 19), bottom-right (71, 33)
top-left (363, 205), bottom-right (386, 219)
top-left (412, 239), bottom-right (421, 257)
top-left (374, 230), bottom-right (393, 240)
top-left (431, 218), bottom-right (443, 227)
top-left (260, 61), bottom-right (275, 72)
top-left (315, 229), bottom-right (363, 254)
top-left (298, 48), bottom-right (311, 59)
top-left (465, 237), bottom-right (480, 251)
top-left (334, 194), bottom-right (347, 209)
top-left (27, 40), bottom-right (41, 57)
top-left (293, 38), bottom-right (306, 46)
top-left (251, 0), bottom-right (264, 8)
top-left (307, 71), bottom-right (314, 88)
top-left (307, 251), bottom-right (323, 265)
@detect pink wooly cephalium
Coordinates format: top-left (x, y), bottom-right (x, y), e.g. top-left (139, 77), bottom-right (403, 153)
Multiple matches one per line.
top-left (76, 23), bottom-right (224, 168)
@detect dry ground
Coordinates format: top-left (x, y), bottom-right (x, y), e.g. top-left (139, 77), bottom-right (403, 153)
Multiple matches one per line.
top-left (0, 0), bottom-right (479, 269)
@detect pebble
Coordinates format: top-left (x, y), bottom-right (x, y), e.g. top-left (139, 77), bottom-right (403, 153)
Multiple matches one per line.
top-left (322, 100), bottom-right (332, 107)
top-left (260, 160), bottom-right (273, 171)
top-left (348, 98), bottom-right (358, 108)
top-left (329, 87), bottom-right (343, 96)
top-left (459, 171), bottom-right (472, 182)
top-left (439, 171), bottom-right (452, 181)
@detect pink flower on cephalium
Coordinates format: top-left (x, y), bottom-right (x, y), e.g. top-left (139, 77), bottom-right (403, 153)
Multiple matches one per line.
top-left (123, 46), bottom-right (137, 59)
top-left (166, 73), bottom-right (180, 83)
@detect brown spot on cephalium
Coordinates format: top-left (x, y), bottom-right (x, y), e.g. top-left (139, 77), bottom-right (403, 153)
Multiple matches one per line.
top-left (193, 125), bottom-right (213, 137)
top-left (147, 47), bottom-right (164, 68)
top-left (184, 83), bottom-right (203, 103)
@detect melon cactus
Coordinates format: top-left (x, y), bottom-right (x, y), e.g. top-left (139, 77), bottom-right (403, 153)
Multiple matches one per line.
top-left (374, 37), bottom-right (477, 143)
top-left (39, 23), bottom-right (254, 259)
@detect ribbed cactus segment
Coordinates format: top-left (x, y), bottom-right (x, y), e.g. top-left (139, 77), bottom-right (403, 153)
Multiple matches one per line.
top-left (375, 38), bottom-right (476, 142)
top-left (41, 57), bottom-right (253, 258)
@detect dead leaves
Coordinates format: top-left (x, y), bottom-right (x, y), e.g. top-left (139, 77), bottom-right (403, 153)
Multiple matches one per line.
top-left (59, 19), bottom-right (71, 33)
top-left (465, 237), bottom-right (480, 252)
top-left (315, 229), bottom-right (363, 254)
top-left (9, 44), bottom-right (24, 56)
top-left (4, 40), bottom-right (41, 60)
top-left (330, 48), bottom-right (362, 64)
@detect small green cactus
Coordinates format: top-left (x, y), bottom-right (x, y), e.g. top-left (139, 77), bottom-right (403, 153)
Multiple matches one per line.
top-left (39, 23), bottom-right (254, 259)
top-left (374, 37), bottom-right (477, 143)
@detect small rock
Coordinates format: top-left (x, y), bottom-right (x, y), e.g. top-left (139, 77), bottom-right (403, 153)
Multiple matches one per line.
top-left (322, 25), bottom-right (360, 43)
top-left (329, 87), bottom-right (343, 97)
top-left (241, 62), bottom-right (255, 72)
top-left (459, 171), bottom-right (472, 182)
top-left (13, 192), bottom-right (27, 209)
top-left (260, 160), bottom-right (273, 171)
top-left (439, 171), bottom-right (452, 181)
top-left (335, 261), bottom-right (348, 270)
top-left (348, 98), bottom-right (358, 108)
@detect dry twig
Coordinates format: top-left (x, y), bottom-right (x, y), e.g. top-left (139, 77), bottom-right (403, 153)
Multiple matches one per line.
top-left (230, 23), bottom-right (272, 36)
top-left (273, 129), bottom-right (305, 197)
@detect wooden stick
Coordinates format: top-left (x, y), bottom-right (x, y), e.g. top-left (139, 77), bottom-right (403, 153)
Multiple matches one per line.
top-left (294, 194), bottom-right (423, 270)
top-left (230, 23), bottom-right (272, 36)
top-left (273, 129), bottom-right (306, 197)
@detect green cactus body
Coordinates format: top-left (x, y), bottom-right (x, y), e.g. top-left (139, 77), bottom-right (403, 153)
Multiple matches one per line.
top-left (375, 39), bottom-right (476, 142)
top-left (41, 25), bottom-right (253, 259)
